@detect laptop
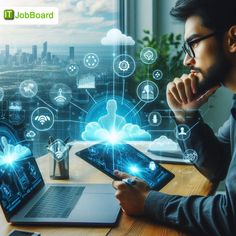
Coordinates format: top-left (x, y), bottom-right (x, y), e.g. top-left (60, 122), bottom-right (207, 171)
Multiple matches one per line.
top-left (0, 156), bottom-right (120, 226)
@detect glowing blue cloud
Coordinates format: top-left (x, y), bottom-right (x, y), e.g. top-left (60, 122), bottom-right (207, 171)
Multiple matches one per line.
top-left (81, 122), bottom-right (151, 142)
top-left (0, 136), bottom-right (32, 165)
top-left (81, 122), bottom-right (109, 141)
top-left (120, 123), bottom-right (151, 141)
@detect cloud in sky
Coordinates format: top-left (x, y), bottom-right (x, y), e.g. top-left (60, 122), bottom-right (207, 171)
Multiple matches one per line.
top-left (101, 28), bottom-right (135, 46)
top-left (0, 0), bottom-right (118, 45)
top-left (81, 122), bottom-right (151, 141)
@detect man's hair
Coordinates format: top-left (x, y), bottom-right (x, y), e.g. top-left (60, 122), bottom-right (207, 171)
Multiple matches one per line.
top-left (170, 0), bottom-right (236, 31)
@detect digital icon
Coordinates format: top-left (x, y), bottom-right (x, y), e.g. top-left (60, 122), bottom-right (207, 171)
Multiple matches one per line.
top-left (84, 53), bottom-right (99, 69)
top-left (149, 161), bottom-right (156, 171)
top-left (47, 139), bottom-right (71, 162)
top-left (184, 149), bottom-right (198, 162)
top-left (113, 54), bottom-right (136, 78)
top-left (8, 100), bottom-right (25, 125)
top-left (0, 88), bottom-right (4, 101)
top-left (77, 74), bottom-right (95, 89)
top-left (66, 63), bottom-right (79, 77)
top-left (24, 130), bottom-right (36, 141)
top-left (19, 80), bottom-right (38, 98)
top-left (9, 101), bottom-right (22, 111)
top-left (31, 107), bottom-right (54, 131)
top-left (118, 60), bottom-right (130, 71)
top-left (148, 112), bottom-right (162, 126)
top-left (152, 69), bottom-right (163, 80)
top-left (140, 47), bottom-right (157, 64)
top-left (49, 83), bottom-right (72, 107)
top-left (35, 115), bottom-right (50, 125)
top-left (175, 124), bottom-right (191, 141)
top-left (136, 80), bottom-right (159, 103)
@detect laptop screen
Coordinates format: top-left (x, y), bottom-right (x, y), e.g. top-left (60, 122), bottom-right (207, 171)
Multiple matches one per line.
top-left (0, 157), bottom-right (44, 219)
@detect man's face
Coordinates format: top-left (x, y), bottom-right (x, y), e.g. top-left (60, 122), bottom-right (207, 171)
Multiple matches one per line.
top-left (184, 15), bottom-right (232, 93)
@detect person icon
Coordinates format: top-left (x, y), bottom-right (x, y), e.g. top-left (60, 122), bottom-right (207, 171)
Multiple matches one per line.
top-left (141, 85), bottom-right (154, 100)
top-left (98, 99), bottom-right (126, 131)
top-left (178, 127), bottom-right (187, 136)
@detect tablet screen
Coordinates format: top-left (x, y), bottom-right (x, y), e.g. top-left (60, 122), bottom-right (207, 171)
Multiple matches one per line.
top-left (76, 142), bottom-right (174, 190)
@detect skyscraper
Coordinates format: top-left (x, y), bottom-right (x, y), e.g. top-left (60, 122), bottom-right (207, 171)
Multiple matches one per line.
top-left (69, 46), bottom-right (74, 60)
top-left (41, 41), bottom-right (47, 59)
top-left (32, 45), bottom-right (37, 61)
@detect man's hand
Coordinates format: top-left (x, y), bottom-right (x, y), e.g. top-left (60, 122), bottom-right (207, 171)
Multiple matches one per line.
top-left (112, 170), bottom-right (150, 216)
top-left (166, 73), bottom-right (220, 123)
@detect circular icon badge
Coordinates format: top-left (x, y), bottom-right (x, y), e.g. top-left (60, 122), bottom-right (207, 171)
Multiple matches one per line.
top-left (183, 149), bottom-right (198, 162)
top-left (49, 83), bottom-right (72, 107)
top-left (153, 69), bottom-right (163, 80)
top-left (24, 129), bottom-right (37, 141)
top-left (113, 54), bottom-right (136, 78)
top-left (84, 53), bottom-right (99, 69)
top-left (175, 124), bottom-right (191, 141)
top-left (66, 63), bottom-right (79, 77)
top-left (148, 112), bottom-right (162, 126)
top-left (136, 80), bottom-right (159, 103)
top-left (0, 88), bottom-right (4, 101)
top-left (19, 80), bottom-right (38, 98)
top-left (140, 47), bottom-right (158, 64)
top-left (31, 107), bottom-right (54, 131)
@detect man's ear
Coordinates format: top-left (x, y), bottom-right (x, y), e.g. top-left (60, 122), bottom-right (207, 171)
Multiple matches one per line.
top-left (227, 25), bottom-right (236, 53)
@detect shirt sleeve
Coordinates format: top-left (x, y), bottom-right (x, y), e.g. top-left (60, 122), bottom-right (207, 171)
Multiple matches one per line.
top-left (144, 189), bottom-right (234, 236)
top-left (177, 113), bottom-right (231, 182)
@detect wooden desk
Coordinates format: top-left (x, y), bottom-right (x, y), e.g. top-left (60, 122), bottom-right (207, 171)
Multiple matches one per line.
top-left (0, 142), bottom-right (215, 236)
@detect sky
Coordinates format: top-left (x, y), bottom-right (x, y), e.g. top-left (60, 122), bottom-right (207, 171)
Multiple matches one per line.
top-left (0, 0), bottom-right (118, 47)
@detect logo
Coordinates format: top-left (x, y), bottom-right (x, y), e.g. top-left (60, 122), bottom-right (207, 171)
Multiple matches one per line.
top-left (4, 9), bottom-right (14, 20)
top-left (1, 7), bottom-right (58, 25)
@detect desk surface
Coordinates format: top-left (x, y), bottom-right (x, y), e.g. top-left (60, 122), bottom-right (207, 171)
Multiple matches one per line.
top-left (1, 142), bottom-right (215, 236)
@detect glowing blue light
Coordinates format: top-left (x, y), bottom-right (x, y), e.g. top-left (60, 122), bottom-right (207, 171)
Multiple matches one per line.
top-left (129, 165), bottom-right (140, 174)
top-left (4, 154), bottom-right (16, 165)
top-left (106, 129), bottom-right (121, 144)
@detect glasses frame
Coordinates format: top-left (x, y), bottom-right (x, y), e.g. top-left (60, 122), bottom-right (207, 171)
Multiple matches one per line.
top-left (182, 32), bottom-right (217, 58)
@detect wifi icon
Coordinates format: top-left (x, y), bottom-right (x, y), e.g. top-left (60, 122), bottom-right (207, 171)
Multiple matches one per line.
top-left (35, 115), bottom-right (50, 125)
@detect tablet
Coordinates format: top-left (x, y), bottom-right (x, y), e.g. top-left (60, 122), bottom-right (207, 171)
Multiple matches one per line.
top-left (76, 142), bottom-right (174, 190)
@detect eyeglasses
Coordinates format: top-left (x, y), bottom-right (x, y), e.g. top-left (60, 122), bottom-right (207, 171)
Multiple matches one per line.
top-left (182, 32), bottom-right (217, 58)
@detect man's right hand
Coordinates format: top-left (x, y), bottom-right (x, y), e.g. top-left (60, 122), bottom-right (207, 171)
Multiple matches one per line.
top-left (166, 73), bottom-right (220, 123)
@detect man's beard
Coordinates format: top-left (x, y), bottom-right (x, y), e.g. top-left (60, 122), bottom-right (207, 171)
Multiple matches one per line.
top-left (193, 53), bottom-right (232, 95)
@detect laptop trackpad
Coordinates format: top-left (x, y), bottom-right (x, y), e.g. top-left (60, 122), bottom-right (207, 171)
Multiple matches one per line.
top-left (70, 192), bottom-right (120, 223)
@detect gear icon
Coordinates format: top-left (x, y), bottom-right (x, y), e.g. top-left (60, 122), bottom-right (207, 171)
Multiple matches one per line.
top-left (118, 60), bottom-right (130, 71)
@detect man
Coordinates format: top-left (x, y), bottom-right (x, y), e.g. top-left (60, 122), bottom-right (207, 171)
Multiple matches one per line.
top-left (112, 0), bottom-right (236, 235)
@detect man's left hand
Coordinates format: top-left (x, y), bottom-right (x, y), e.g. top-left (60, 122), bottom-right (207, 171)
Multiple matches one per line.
top-left (112, 170), bottom-right (150, 216)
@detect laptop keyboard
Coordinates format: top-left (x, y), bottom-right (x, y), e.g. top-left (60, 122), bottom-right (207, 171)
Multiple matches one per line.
top-left (25, 186), bottom-right (85, 218)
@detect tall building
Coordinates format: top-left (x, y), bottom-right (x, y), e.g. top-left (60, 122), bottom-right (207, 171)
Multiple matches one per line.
top-left (4, 45), bottom-right (10, 65)
top-left (32, 45), bottom-right (37, 61)
top-left (69, 46), bottom-right (74, 60)
top-left (5, 45), bottom-right (9, 57)
top-left (41, 41), bottom-right (47, 59)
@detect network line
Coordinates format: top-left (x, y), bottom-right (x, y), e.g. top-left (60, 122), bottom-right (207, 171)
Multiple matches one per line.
top-left (85, 89), bottom-right (97, 104)
top-left (70, 101), bottom-right (88, 114)
top-left (36, 95), bottom-right (57, 112)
